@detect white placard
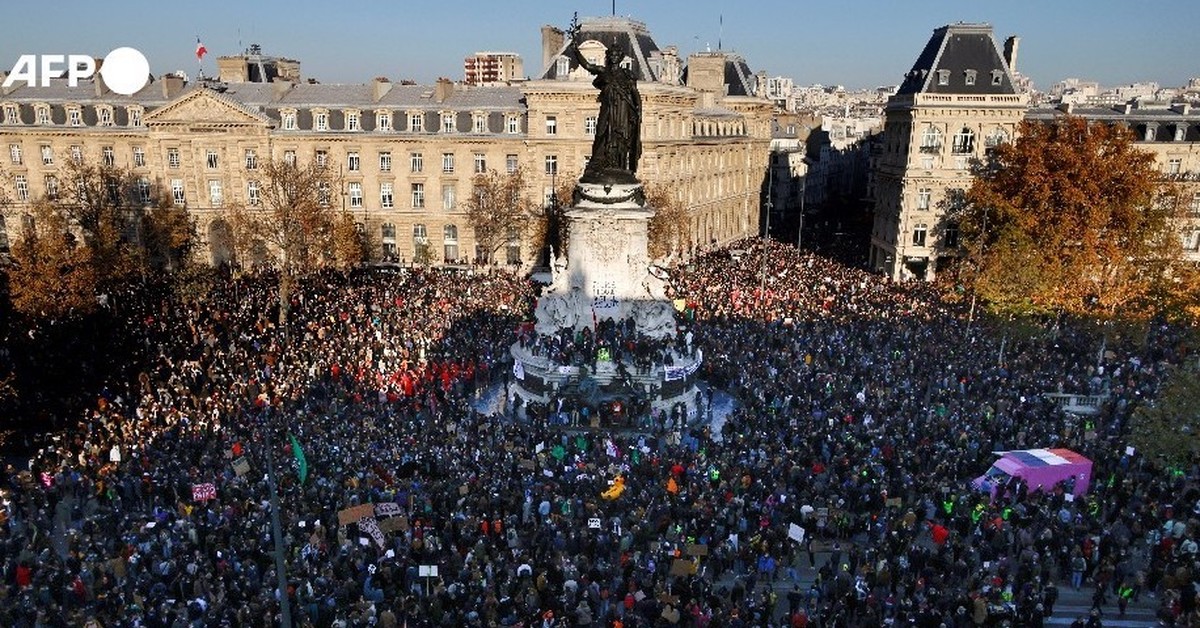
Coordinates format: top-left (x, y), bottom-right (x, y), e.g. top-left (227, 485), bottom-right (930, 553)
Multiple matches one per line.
top-left (788, 523), bottom-right (805, 543)
top-left (588, 517), bottom-right (602, 529)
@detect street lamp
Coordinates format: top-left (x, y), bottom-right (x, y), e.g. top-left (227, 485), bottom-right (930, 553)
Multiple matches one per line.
top-left (254, 406), bottom-right (292, 627)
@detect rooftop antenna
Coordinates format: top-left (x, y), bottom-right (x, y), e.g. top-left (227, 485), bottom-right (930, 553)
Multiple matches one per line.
top-left (719, 14), bottom-right (723, 50)
top-left (611, 0), bottom-right (615, 16)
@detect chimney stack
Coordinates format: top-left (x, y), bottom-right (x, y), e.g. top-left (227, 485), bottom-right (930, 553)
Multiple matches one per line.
top-left (372, 76), bottom-right (392, 102)
top-left (541, 25), bottom-right (565, 74)
top-left (270, 78), bottom-right (293, 100)
top-left (161, 73), bottom-right (186, 99)
top-left (434, 77), bottom-right (453, 104)
top-left (1003, 36), bottom-right (1019, 74)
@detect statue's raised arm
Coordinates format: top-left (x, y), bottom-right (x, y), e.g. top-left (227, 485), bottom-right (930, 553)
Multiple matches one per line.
top-left (566, 38), bottom-right (603, 76)
top-left (564, 24), bottom-right (642, 184)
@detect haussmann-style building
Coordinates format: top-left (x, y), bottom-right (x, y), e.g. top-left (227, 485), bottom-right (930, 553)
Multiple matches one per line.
top-left (0, 16), bottom-right (773, 269)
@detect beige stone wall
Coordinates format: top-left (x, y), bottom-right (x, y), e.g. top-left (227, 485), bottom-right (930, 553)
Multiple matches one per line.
top-left (1, 82), bottom-right (772, 268)
top-left (871, 93), bottom-right (1029, 280)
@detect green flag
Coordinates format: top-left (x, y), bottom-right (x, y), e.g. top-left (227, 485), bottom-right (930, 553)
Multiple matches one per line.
top-left (289, 433), bottom-right (308, 485)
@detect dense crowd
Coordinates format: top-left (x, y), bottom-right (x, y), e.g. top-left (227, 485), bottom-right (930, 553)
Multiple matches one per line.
top-left (0, 240), bottom-right (1196, 627)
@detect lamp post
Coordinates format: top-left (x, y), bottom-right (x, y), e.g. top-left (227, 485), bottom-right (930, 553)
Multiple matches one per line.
top-left (256, 406), bottom-right (292, 627)
top-left (760, 166), bottom-right (773, 296)
top-left (796, 177), bottom-right (806, 250)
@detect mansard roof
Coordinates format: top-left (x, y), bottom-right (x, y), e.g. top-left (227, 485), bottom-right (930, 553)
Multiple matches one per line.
top-left (540, 16), bottom-right (662, 82)
top-left (896, 23), bottom-right (1017, 96)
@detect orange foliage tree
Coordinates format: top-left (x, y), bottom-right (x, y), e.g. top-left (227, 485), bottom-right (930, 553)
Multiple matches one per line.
top-left (960, 116), bottom-right (1190, 319)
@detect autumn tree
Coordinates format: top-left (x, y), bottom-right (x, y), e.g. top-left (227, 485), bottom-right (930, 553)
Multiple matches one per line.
top-left (644, 182), bottom-right (690, 261)
top-left (331, 211), bottom-right (371, 271)
top-left (8, 199), bottom-right (98, 318)
top-left (1129, 362), bottom-right (1200, 469)
top-left (959, 116), bottom-right (1188, 318)
top-left (141, 193), bottom-right (196, 272)
top-left (226, 158), bottom-right (338, 325)
top-left (53, 158), bottom-right (146, 283)
top-left (465, 166), bottom-right (540, 264)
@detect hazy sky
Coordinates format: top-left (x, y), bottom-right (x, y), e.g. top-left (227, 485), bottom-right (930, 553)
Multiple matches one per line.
top-left (3, 0), bottom-right (1196, 91)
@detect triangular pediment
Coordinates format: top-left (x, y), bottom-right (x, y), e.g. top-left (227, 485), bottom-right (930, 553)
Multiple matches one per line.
top-left (145, 88), bottom-right (271, 127)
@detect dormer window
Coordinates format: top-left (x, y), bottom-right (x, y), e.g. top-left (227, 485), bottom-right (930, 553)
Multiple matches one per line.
top-left (376, 111), bottom-right (391, 132)
top-left (128, 107), bottom-right (142, 127)
top-left (991, 70), bottom-right (1004, 86)
top-left (3, 104), bottom-right (18, 124)
top-left (441, 112), bottom-right (456, 133)
top-left (345, 111), bottom-right (360, 132)
top-left (281, 110), bottom-right (297, 130)
top-left (68, 107), bottom-right (82, 127)
top-left (98, 107), bottom-right (113, 126)
top-left (936, 70), bottom-right (950, 86)
top-left (36, 105), bottom-right (50, 125)
top-left (409, 112), bottom-right (424, 132)
top-left (556, 56), bottom-right (569, 77)
top-left (964, 70), bottom-right (977, 86)
top-left (472, 113), bottom-right (487, 134)
top-left (314, 110), bottom-right (329, 132)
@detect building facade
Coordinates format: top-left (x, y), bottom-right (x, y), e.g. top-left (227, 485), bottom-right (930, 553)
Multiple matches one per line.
top-left (0, 16), bottom-right (771, 268)
top-left (870, 23), bottom-right (1030, 280)
top-left (870, 23), bottom-right (1200, 280)
top-left (463, 52), bottom-right (524, 86)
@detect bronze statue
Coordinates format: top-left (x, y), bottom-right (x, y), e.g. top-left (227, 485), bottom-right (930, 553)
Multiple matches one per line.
top-left (566, 30), bottom-right (642, 184)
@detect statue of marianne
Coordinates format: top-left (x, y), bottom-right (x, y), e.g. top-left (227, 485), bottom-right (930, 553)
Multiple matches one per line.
top-left (566, 34), bottom-right (642, 183)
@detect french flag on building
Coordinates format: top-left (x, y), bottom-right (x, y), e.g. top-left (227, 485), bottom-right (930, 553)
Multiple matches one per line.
top-left (195, 37), bottom-right (208, 61)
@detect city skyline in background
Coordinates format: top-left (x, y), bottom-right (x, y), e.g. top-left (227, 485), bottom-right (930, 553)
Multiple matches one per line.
top-left (2, 0), bottom-right (1196, 91)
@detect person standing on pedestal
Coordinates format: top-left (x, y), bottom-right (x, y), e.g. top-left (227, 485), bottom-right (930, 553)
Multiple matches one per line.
top-left (566, 34), bottom-right (642, 182)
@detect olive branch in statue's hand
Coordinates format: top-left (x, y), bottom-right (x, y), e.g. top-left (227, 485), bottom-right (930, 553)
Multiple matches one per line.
top-left (567, 12), bottom-right (581, 45)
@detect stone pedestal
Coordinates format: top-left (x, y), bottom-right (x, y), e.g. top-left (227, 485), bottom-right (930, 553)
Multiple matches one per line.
top-left (512, 180), bottom-right (702, 427)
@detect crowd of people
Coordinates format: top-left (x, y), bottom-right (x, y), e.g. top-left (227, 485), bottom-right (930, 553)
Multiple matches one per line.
top-left (0, 240), bottom-right (1196, 627)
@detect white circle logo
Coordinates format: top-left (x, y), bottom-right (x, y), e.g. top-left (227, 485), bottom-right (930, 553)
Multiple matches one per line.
top-left (99, 47), bottom-right (149, 96)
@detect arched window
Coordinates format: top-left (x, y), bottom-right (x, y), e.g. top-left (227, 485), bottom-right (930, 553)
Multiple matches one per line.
top-left (985, 128), bottom-right (1009, 149)
top-left (920, 126), bottom-right (943, 153)
top-left (505, 227), bottom-right (521, 265)
top-left (413, 224), bottom-right (430, 263)
top-left (443, 224), bottom-right (459, 262)
top-left (381, 223), bottom-right (397, 259)
top-left (952, 127), bottom-right (976, 154)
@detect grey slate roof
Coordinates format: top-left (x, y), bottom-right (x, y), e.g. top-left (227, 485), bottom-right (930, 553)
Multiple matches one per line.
top-left (540, 16), bottom-right (661, 82)
top-left (896, 23), bottom-right (1017, 96)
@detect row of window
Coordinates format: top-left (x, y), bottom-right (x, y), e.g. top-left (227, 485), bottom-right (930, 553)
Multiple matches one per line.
top-left (934, 68), bottom-right (1005, 87)
top-left (279, 109), bottom-right (523, 134)
top-left (9, 172), bottom-right (563, 212)
top-left (918, 126), bottom-right (1008, 155)
top-left (10, 143), bottom-right (564, 176)
top-left (378, 222), bottom-right (521, 263)
top-left (1, 103), bottom-right (143, 127)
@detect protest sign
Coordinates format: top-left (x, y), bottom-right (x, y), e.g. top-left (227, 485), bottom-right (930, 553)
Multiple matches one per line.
top-left (338, 504), bottom-right (375, 527)
top-left (192, 483), bottom-right (216, 502)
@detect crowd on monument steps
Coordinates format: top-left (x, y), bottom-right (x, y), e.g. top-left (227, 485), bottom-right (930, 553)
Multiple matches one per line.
top-left (0, 239), bottom-right (1198, 627)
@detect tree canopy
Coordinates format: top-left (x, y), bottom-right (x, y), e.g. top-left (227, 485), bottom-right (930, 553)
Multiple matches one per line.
top-left (1130, 362), bottom-right (1200, 469)
top-left (958, 116), bottom-right (1192, 319)
top-left (225, 158), bottom-right (344, 325)
top-left (465, 167), bottom-right (540, 264)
